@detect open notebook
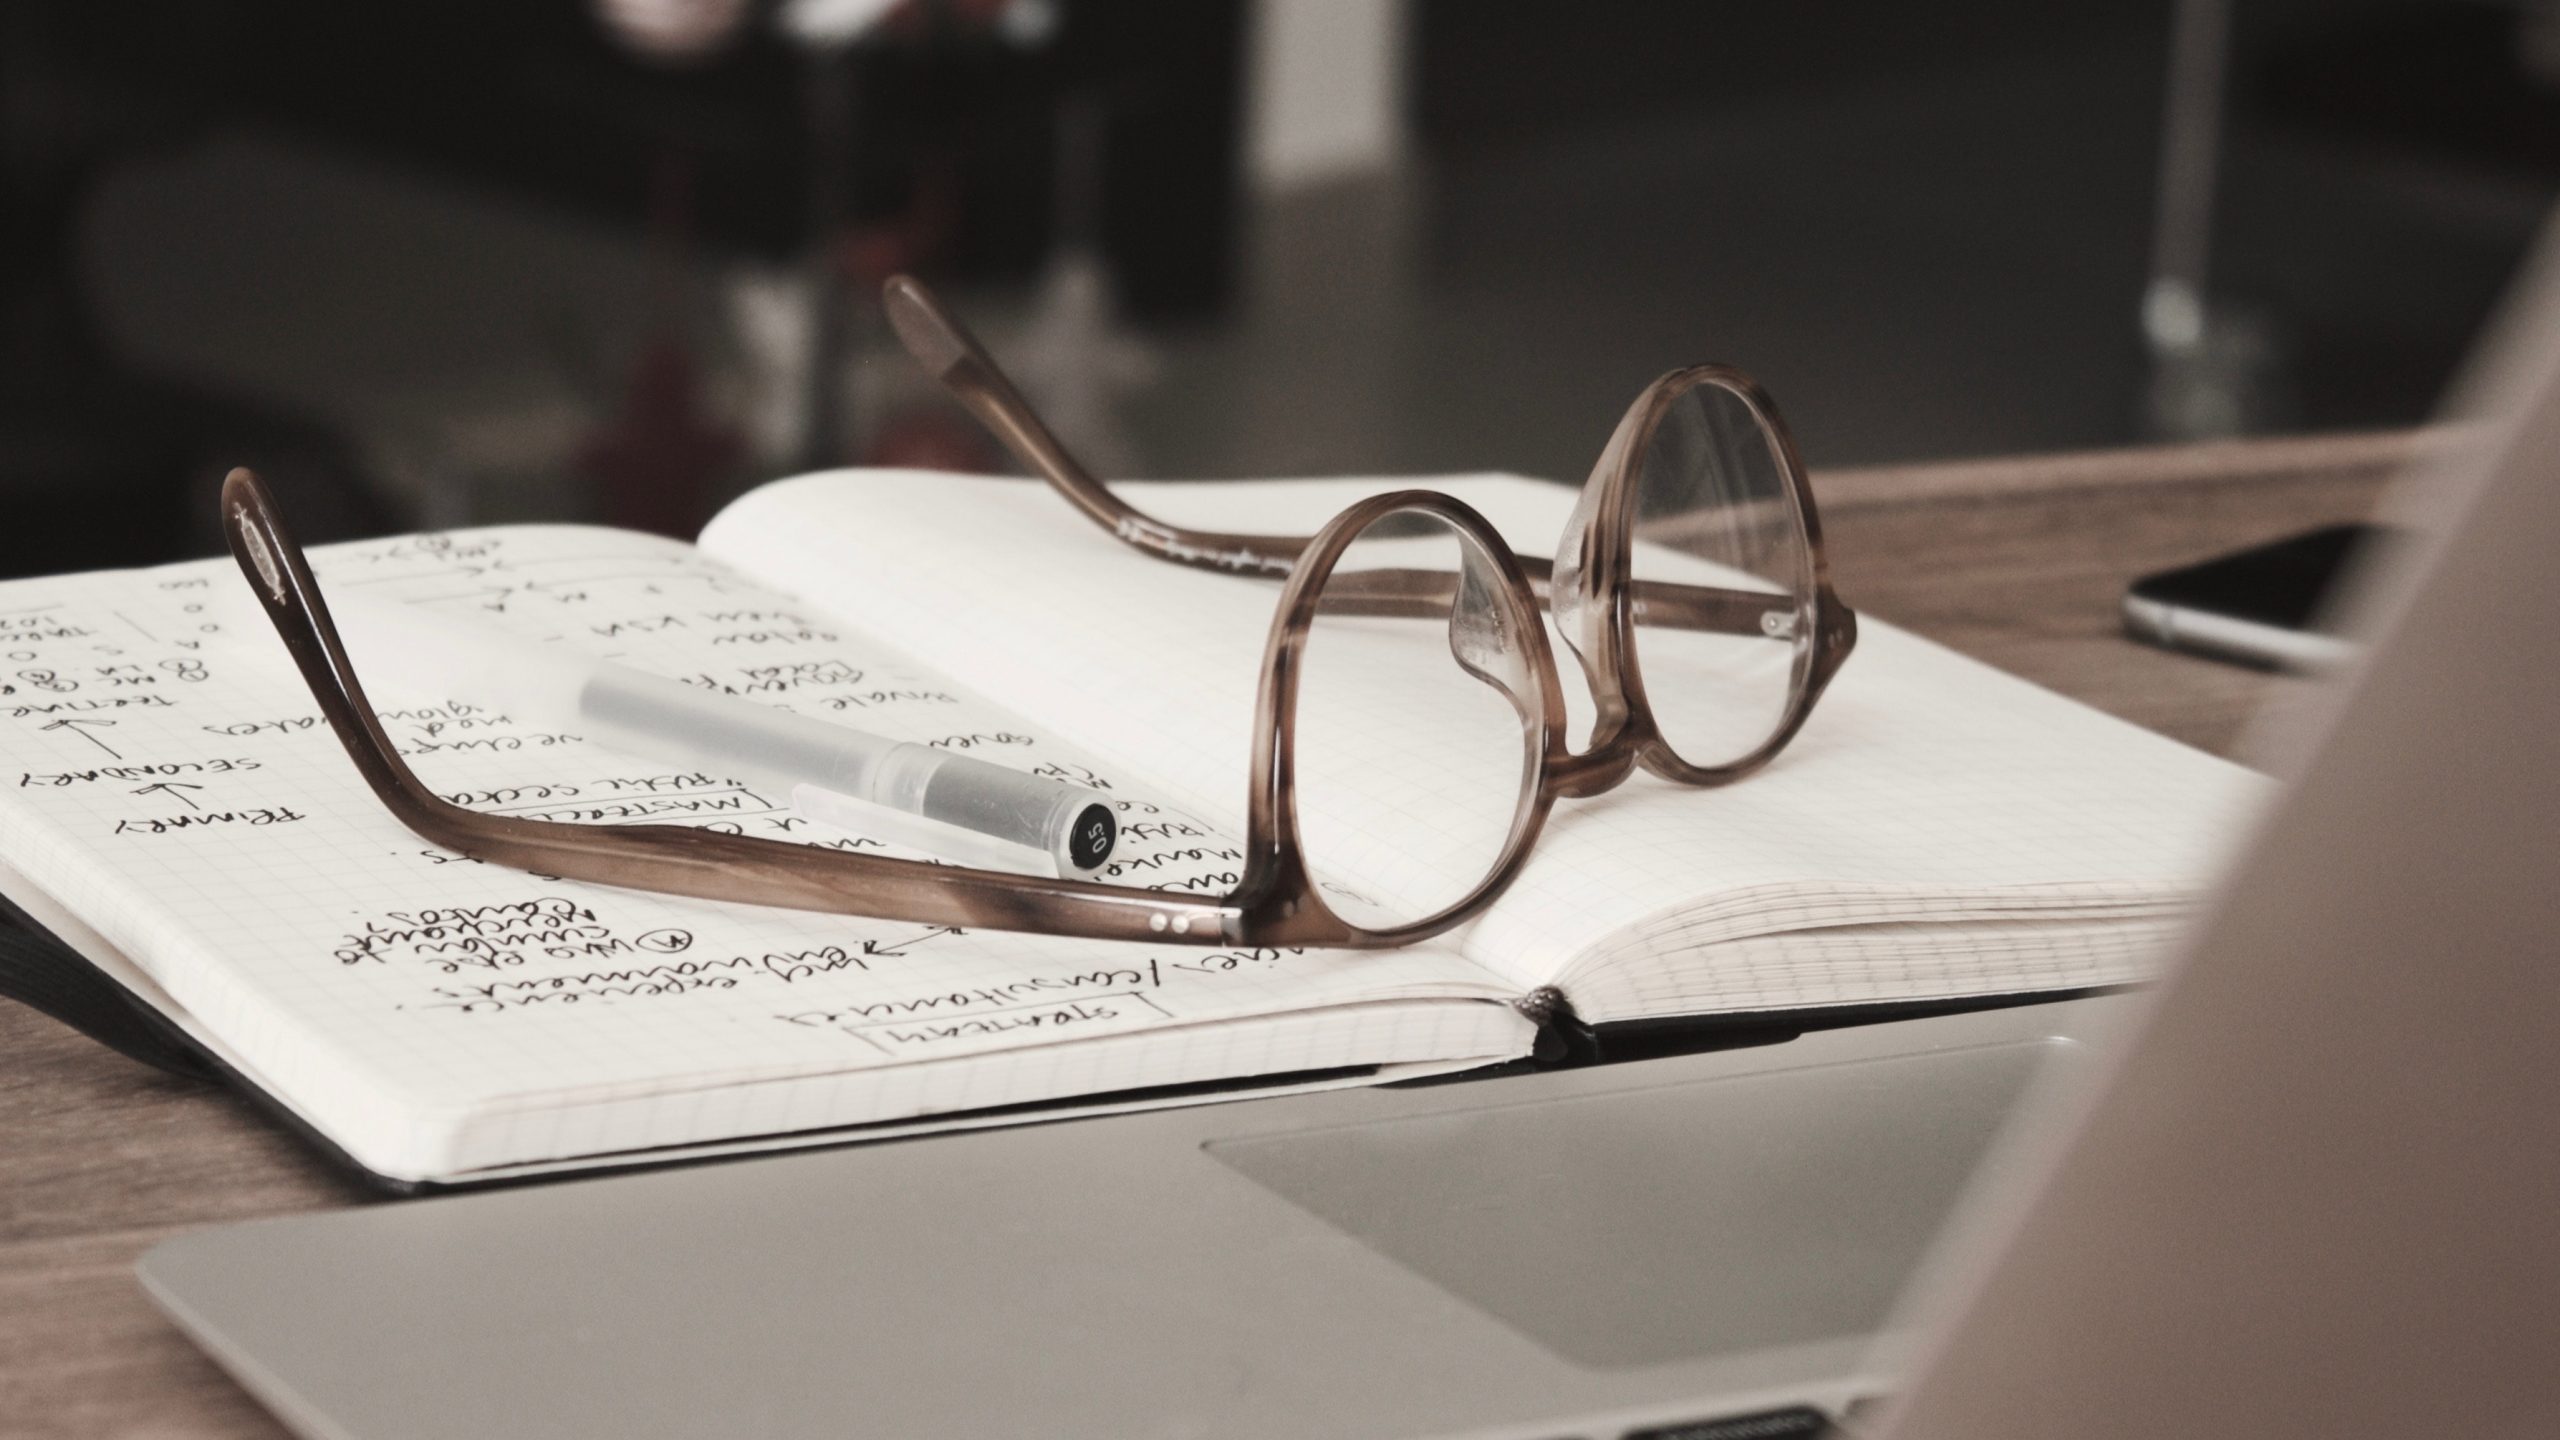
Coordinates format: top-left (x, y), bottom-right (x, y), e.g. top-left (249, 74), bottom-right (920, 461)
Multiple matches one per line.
top-left (0, 471), bottom-right (2257, 1187)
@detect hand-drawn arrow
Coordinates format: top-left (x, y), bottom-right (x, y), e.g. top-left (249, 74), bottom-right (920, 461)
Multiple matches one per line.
top-left (132, 781), bottom-right (204, 811)
top-left (42, 717), bottom-right (120, 758)
top-left (860, 926), bottom-right (966, 958)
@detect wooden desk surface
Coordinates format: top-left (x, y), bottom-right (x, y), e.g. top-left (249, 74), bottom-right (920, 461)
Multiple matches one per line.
top-left (0, 431), bottom-right (2421, 1438)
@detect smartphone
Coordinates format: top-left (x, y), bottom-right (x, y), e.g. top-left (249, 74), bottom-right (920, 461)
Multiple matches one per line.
top-left (2122, 523), bottom-right (2389, 671)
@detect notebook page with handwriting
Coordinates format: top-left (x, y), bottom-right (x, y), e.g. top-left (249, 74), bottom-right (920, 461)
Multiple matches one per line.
top-left (0, 530), bottom-right (1527, 1181)
top-left (704, 471), bottom-right (2264, 1005)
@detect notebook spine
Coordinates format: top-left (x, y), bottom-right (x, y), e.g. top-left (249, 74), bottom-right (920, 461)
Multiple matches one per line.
top-left (1510, 984), bottom-right (1595, 1064)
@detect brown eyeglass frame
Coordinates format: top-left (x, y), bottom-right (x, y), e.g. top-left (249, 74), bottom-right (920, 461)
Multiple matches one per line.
top-left (217, 289), bottom-right (1851, 951)
top-left (880, 275), bottom-right (1857, 784)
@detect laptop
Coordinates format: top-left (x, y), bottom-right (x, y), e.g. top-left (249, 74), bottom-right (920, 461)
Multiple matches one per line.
top-left (134, 241), bottom-right (2560, 1440)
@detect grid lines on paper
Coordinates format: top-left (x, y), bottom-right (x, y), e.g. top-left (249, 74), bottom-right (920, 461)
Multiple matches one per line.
top-left (709, 471), bottom-right (2259, 1004)
top-left (0, 529), bottom-right (1511, 1178)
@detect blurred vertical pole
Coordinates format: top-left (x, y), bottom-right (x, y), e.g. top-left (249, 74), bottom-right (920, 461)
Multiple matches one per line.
top-left (776, 0), bottom-right (904, 470)
top-left (2146, 0), bottom-right (2230, 346)
top-left (797, 43), bottom-right (855, 471)
top-left (1248, 0), bottom-right (1408, 190)
top-left (1232, 0), bottom-right (1415, 470)
top-left (2143, 0), bottom-right (2277, 439)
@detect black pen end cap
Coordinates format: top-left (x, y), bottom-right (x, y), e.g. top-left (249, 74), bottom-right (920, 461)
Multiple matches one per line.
top-left (1069, 803), bottom-right (1116, 870)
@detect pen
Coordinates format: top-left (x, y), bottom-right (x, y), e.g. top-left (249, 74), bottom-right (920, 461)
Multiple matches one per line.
top-left (330, 594), bottom-right (1117, 877)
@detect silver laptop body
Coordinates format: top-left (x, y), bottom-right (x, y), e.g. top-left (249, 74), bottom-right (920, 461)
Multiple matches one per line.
top-left (140, 997), bottom-right (2120, 1440)
top-left (1865, 239), bottom-right (2560, 1440)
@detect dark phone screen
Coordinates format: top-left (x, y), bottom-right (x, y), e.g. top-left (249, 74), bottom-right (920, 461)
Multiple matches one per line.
top-left (2128, 524), bottom-right (2385, 630)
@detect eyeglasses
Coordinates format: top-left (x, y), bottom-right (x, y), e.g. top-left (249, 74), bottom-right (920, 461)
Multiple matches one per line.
top-left (221, 283), bottom-right (1853, 950)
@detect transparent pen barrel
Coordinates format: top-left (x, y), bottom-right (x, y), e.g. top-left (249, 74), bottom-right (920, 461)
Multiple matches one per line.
top-left (578, 669), bottom-right (1111, 871)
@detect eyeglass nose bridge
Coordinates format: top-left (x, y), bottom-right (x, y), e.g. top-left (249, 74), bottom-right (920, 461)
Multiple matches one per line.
top-left (1547, 487), bottom-right (1647, 764)
top-left (1544, 743), bottom-right (1639, 799)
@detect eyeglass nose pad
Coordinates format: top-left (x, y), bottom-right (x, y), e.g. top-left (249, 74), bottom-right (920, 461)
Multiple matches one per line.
top-left (1548, 471), bottom-right (1612, 673)
top-left (1549, 541), bottom-right (1589, 668)
top-left (1447, 544), bottom-right (1540, 717)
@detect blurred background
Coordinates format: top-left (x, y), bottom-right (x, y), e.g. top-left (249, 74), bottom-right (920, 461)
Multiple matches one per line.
top-left (6, 0), bottom-right (2557, 576)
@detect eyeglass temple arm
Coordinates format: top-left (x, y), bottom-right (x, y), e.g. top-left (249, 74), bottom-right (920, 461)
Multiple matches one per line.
top-left (216, 469), bottom-right (1249, 944)
top-left (884, 273), bottom-right (1306, 578)
top-left (885, 275), bottom-right (1786, 640)
top-left (1319, 563), bottom-right (1799, 639)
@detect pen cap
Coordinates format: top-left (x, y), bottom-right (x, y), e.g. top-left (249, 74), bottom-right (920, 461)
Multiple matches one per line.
top-left (885, 748), bottom-right (1117, 877)
top-left (579, 668), bottom-right (1114, 875)
top-left (789, 784), bottom-right (1095, 878)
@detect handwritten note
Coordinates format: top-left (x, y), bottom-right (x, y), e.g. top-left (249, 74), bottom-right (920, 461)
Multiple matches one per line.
top-left (0, 527), bottom-right (1523, 1178)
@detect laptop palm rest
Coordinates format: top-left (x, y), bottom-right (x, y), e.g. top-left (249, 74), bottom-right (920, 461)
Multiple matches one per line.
top-left (1211, 1040), bottom-right (2053, 1368)
top-left (137, 1012), bottom-right (2090, 1440)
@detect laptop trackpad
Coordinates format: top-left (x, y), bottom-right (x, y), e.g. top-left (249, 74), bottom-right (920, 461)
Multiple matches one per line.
top-left (1209, 1041), bottom-right (2056, 1369)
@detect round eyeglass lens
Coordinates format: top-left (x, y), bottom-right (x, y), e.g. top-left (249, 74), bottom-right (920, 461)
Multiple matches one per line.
top-left (1291, 506), bottom-right (1537, 932)
top-left (1625, 376), bottom-right (1815, 771)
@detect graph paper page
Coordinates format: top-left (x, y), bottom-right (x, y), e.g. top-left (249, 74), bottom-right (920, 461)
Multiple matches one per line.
top-left (706, 471), bottom-right (2265, 999)
top-left (0, 530), bottom-right (1526, 1180)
